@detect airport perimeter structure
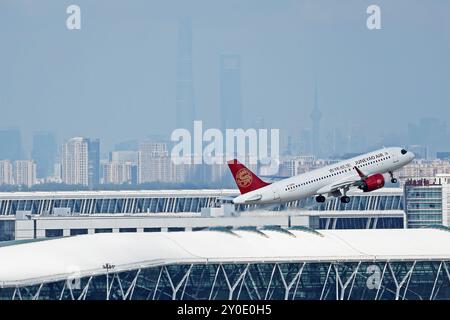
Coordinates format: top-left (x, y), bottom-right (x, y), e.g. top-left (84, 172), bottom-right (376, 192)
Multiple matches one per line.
top-left (0, 188), bottom-right (403, 215)
top-left (0, 188), bottom-right (406, 241)
top-left (0, 227), bottom-right (449, 300)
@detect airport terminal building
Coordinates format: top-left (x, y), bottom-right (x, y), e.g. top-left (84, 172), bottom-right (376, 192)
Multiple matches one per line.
top-left (0, 228), bottom-right (449, 300)
top-left (0, 188), bottom-right (406, 241)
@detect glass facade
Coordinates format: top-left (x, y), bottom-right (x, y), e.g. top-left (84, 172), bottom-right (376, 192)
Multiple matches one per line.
top-left (70, 229), bottom-right (88, 236)
top-left (319, 217), bottom-right (404, 229)
top-left (0, 261), bottom-right (448, 300)
top-left (0, 191), bottom-right (407, 243)
top-left (241, 193), bottom-right (404, 212)
top-left (0, 220), bottom-right (14, 241)
top-left (0, 192), bottom-right (403, 216)
top-left (45, 229), bottom-right (63, 238)
top-left (95, 228), bottom-right (113, 234)
top-left (0, 196), bottom-right (216, 215)
top-left (404, 185), bottom-right (443, 228)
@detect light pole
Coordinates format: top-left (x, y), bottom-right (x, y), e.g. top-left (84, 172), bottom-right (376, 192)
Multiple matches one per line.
top-left (102, 263), bottom-right (115, 300)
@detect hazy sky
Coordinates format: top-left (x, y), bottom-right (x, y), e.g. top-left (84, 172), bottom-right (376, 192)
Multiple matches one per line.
top-left (1, 0), bottom-right (450, 153)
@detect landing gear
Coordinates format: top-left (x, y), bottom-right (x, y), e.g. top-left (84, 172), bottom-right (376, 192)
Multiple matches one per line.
top-left (315, 195), bottom-right (326, 203)
top-left (340, 196), bottom-right (350, 204)
top-left (389, 171), bottom-right (398, 184)
top-left (340, 186), bottom-right (350, 203)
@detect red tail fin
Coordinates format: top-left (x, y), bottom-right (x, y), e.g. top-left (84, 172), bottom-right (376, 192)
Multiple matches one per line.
top-left (227, 159), bottom-right (270, 194)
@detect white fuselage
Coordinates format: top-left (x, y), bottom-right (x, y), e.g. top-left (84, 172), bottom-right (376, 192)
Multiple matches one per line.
top-left (233, 147), bottom-right (414, 205)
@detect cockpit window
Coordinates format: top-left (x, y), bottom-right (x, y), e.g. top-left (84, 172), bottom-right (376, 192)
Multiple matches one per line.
top-left (401, 149), bottom-right (407, 155)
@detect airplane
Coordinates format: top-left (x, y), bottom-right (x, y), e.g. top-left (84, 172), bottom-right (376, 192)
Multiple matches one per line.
top-left (227, 147), bottom-right (414, 205)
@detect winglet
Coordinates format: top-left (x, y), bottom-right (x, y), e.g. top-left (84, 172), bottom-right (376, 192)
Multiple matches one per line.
top-left (354, 166), bottom-right (366, 179)
top-left (227, 159), bottom-right (270, 194)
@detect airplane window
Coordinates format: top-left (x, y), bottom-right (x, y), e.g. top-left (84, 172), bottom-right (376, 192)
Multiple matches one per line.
top-left (401, 149), bottom-right (407, 155)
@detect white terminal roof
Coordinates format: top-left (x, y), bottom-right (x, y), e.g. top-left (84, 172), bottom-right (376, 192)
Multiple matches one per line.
top-left (0, 188), bottom-right (403, 200)
top-left (0, 228), bottom-right (449, 288)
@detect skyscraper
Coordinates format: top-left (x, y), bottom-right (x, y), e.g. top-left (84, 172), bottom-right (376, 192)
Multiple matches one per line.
top-left (32, 132), bottom-right (57, 179)
top-left (138, 141), bottom-right (171, 183)
top-left (14, 160), bottom-right (36, 188)
top-left (62, 138), bottom-right (89, 186)
top-left (88, 138), bottom-right (100, 188)
top-left (102, 162), bottom-right (136, 185)
top-left (0, 160), bottom-right (13, 185)
top-left (220, 54), bottom-right (242, 132)
top-left (61, 137), bottom-right (100, 187)
top-left (0, 129), bottom-right (22, 161)
top-left (176, 18), bottom-right (196, 131)
top-left (310, 84), bottom-right (322, 158)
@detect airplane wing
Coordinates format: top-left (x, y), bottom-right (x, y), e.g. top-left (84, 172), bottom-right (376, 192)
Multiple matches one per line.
top-left (316, 178), bottom-right (361, 195)
top-left (316, 167), bottom-right (366, 195)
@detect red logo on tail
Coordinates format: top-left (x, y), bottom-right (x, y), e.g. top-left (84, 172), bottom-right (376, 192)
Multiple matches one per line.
top-left (227, 159), bottom-right (270, 194)
top-left (236, 168), bottom-right (253, 188)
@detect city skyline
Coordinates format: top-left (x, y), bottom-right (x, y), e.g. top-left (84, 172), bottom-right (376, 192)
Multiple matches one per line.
top-left (1, 1), bottom-right (450, 153)
top-left (1, 0), bottom-right (450, 304)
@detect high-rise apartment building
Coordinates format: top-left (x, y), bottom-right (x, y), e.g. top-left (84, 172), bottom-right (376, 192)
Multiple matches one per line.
top-left (14, 160), bottom-right (36, 187)
top-left (61, 137), bottom-right (99, 187)
top-left (102, 162), bottom-right (137, 185)
top-left (87, 139), bottom-right (100, 188)
top-left (62, 137), bottom-right (89, 186)
top-left (138, 142), bottom-right (171, 183)
top-left (0, 160), bottom-right (13, 185)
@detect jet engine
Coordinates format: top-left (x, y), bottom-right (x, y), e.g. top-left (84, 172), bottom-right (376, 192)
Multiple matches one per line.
top-left (359, 174), bottom-right (385, 192)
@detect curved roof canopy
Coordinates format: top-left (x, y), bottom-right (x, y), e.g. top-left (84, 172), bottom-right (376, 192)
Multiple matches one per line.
top-left (0, 228), bottom-right (449, 287)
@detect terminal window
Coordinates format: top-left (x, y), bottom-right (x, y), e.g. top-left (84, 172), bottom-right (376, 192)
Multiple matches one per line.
top-left (70, 229), bottom-right (88, 236)
top-left (45, 229), bottom-right (63, 238)
top-left (94, 228), bottom-right (113, 234)
top-left (143, 227), bottom-right (161, 233)
top-left (168, 227), bottom-right (185, 232)
top-left (0, 220), bottom-right (15, 241)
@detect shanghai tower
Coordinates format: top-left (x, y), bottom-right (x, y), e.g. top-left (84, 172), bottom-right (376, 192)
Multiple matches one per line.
top-left (310, 83), bottom-right (322, 158)
top-left (176, 18), bottom-right (196, 131)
